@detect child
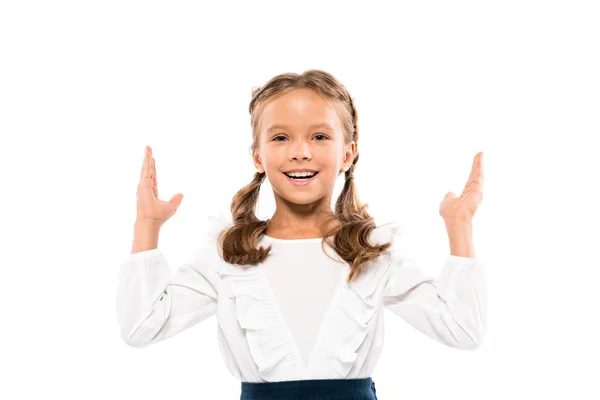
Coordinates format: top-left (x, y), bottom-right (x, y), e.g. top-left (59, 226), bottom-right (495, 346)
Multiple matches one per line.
top-left (116, 69), bottom-right (486, 400)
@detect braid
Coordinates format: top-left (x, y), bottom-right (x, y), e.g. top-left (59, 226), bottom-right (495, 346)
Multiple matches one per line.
top-left (230, 170), bottom-right (267, 224)
top-left (348, 95), bottom-right (358, 138)
top-left (345, 94), bottom-right (359, 180)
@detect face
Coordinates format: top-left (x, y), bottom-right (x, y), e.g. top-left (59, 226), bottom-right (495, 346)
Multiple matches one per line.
top-left (252, 88), bottom-right (356, 214)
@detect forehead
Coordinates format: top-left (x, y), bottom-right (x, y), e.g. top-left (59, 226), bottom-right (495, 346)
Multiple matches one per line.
top-left (260, 88), bottom-right (341, 132)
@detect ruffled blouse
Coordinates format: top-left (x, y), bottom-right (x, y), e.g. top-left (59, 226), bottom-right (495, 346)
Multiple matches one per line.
top-left (116, 213), bottom-right (487, 382)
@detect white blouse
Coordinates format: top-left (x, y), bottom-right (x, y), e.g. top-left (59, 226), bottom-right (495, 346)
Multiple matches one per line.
top-left (116, 213), bottom-right (487, 383)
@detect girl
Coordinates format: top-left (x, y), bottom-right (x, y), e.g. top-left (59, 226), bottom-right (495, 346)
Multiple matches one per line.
top-left (117, 69), bottom-right (486, 400)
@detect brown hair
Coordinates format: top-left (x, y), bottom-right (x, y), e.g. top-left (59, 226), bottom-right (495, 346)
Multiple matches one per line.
top-left (216, 69), bottom-right (393, 284)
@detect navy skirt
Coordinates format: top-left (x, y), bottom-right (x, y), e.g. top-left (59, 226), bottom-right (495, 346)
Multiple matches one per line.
top-left (240, 377), bottom-right (378, 400)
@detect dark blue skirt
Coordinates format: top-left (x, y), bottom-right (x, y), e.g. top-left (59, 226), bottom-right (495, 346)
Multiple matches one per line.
top-left (240, 377), bottom-right (378, 400)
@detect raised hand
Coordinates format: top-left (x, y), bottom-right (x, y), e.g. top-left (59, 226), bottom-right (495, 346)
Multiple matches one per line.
top-left (136, 146), bottom-right (184, 226)
top-left (439, 152), bottom-right (484, 222)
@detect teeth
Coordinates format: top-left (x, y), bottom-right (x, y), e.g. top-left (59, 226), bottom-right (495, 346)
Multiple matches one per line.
top-left (286, 171), bottom-right (316, 178)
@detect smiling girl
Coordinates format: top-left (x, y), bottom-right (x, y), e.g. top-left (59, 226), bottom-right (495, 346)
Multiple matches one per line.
top-left (117, 69), bottom-right (486, 400)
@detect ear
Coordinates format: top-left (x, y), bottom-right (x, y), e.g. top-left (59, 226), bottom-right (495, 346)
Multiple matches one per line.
top-left (251, 148), bottom-right (265, 174)
top-left (341, 140), bottom-right (356, 170)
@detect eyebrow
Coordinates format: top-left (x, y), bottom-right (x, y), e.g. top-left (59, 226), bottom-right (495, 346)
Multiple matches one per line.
top-left (266, 123), bottom-right (334, 133)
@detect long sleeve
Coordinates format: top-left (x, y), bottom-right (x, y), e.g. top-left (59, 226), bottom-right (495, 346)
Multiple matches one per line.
top-left (382, 229), bottom-right (487, 350)
top-left (116, 236), bottom-right (219, 348)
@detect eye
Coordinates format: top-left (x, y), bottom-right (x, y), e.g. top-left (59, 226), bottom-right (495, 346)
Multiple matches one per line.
top-left (272, 134), bottom-right (328, 141)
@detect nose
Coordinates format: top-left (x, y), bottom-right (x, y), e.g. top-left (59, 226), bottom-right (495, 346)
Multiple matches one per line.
top-left (289, 146), bottom-right (312, 161)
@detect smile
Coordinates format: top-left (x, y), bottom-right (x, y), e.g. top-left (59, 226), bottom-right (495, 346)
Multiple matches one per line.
top-left (283, 172), bottom-right (319, 186)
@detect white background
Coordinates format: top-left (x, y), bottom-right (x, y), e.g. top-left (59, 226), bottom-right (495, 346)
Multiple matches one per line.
top-left (1, 0), bottom-right (599, 399)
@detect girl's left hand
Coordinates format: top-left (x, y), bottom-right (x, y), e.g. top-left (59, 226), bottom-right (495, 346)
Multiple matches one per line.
top-left (439, 152), bottom-right (484, 222)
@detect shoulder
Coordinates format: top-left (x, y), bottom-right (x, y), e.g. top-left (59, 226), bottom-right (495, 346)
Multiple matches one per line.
top-left (206, 212), bottom-right (234, 239)
top-left (346, 220), bottom-right (406, 299)
top-left (175, 213), bottom-right (233, 278)
top-left (204, 213), bottom-right (264, 276)
top-left (369, 220), bottom-right (405, 246)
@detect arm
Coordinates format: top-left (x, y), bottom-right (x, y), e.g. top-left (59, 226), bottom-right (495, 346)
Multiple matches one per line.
top-left (131, 219), bottom-right (161, 254)
top-left (385, 151), bottom-right (486, 348)
top-left (445, 219), bottom-right (475, 258)
top-left (116, 235), bottom-right (219, 347)
top-left (382, 230), bottom-right (487, 350)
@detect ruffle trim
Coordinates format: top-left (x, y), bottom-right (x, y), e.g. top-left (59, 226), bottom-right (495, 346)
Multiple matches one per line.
top-left (207, 213), bottom-right (303, 380)
top-left (220, 268), bottom-right (305, 381)
top-left (313, 221), bottom-right (404, 378)
top-left (208, 213), bottom-right (404, 380)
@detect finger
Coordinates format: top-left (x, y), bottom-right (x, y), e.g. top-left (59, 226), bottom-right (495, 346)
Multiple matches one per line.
top-left (152, 156), bottom-right (156, 182)
top-left (462, 155), bottom-right (476, 191)
top-left (474, 152), bottom-right (484, 185)
top-left (468, 153), bottom-right (483, 181)
top-left (140, 146), bottom-right (151, 180)
top-left (152, 157), bottom-right (158, 197)
top-left (463, 152), bottom-right (483, 191)
top-left (149, 153), bottom-right (154, 180)
top-left (467, 153), bottom-right (478, 181)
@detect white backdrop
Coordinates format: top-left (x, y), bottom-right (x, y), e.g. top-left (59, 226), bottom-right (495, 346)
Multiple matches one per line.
top-left (1, 0), bottom-right (599, 399)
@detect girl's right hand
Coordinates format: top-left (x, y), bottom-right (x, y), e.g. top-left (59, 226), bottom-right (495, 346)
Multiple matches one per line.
top-left (136, 146), bottom-right (184, 226)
